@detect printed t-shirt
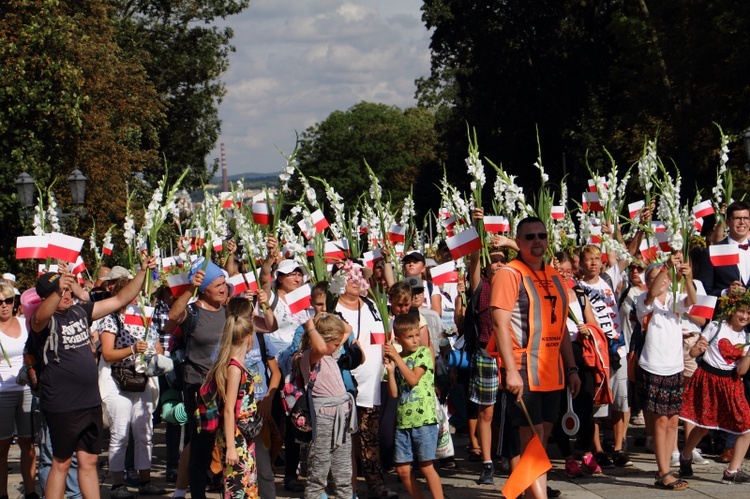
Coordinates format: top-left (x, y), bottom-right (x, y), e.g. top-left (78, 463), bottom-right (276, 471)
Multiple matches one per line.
top-left (395, 346), bottom-right (437, 429)
top-left (244, 333), bottom-right (278, 400)
top-left (699, 321), bottom-right (750, 371)
top-left (99, 312), bottom-right (149, 370)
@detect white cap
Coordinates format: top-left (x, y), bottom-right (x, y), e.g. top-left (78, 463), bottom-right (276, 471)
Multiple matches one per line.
top-left (2, 273), bottom-right (16, 282)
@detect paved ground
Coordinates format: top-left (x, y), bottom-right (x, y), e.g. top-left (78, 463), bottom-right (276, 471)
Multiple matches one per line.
top-left (6, 423), bottom-right (749, 498)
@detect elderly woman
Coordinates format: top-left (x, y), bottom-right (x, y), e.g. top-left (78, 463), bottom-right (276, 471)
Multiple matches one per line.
top-left (0, 281), bottom-right (38, 499)
top-left (100, 277), bottom-right (165, 498)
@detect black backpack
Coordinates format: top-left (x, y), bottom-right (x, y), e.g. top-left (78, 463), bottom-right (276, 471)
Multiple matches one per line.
top-left (459, 281), bottom-right (482, 355)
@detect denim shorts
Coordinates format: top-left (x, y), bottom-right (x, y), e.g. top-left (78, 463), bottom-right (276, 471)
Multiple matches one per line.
top-left (0, 389), bottom-right (34, 440)
top-left (393, 424), bottom-right (438, 464)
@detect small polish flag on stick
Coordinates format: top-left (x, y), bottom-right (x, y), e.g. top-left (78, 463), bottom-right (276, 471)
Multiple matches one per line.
top-left (212, 239), bottom-right (224, 252)
top-left (228, 272), bottom-right (258, 296)
top-left (628, 200), bottom-right (645, 219)
top-left (124, 304), bottom-right (154, 328)
top-left (286, 285), bottom-right (312, 315)
top-left (446, 227), bottom-right (483, 260)
top-left (430, 261), bottom-right (458, 286)
top-left (655, 231), bottom-right (672, 252)
top-left (167, 274), bottom-right (191, 297)
top-left (363, 249), bottom-right (383, 269)
top-left (298, 219), bottom-right (315, 240)
top-left (324, 239), bottom-right (349, 261)
top-left (693, 200), bottom-right (714, 219)
top-left (38, 264), bottom-right (59, 276)
top-left (650, 221), bottom-right (667, 233)
top-left (484, 215), bottom-right (510, 233)
top-left (311, 209), bottom-right (330, 233)
top-left (16, 235), bottom-right (49, 260)
top-left (640, 237), bottom-right (659, 260)
top-left (694, 217), bottom-right (704, 232)
top-left (370, 322), bottom-right (386, 346)
top-left (161, 257), bottom-right (175, 272)
top-left (710, 245), bottom-right (740, 267)
top-left (550, 206), bottom-right (565, 220)
top-left (388, 224), bottom-right (406, 244)
top-left (219, 192), bottom-right (235, 209)
top-left (588, 225), bottom-right (602, 244)
top-left (689, 295), bottom-right (717, 320)
top-left (587, 178), bottom-right (608, 192)
top-left (252, 202), bottom-right (273, 225)
top-left (585, 192), bottom-right (603, 211)
top-left (441, 215), bottom-right (456, 231)
top-left (103, 242), bottom-right (114, 256)
top-left (46, 232), bottom-right (84, 263)
top-left (71, 255), bottom-right (86, 275)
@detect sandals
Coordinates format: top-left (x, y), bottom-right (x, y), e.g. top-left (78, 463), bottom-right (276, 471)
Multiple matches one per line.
top-left (468, 447), bottom-right (482, 462)
top-left (654, 471), bottom-right (689, 491)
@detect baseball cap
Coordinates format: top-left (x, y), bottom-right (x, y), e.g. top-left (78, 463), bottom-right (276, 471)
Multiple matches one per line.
top-left (274, 259), bottom-right (309, 280)
top-left (36, 272), bottom-right (62, 299)
top-left (402, 251), bottom-right (425, 264)
top-left (100, 266), bottom-right (132, 281)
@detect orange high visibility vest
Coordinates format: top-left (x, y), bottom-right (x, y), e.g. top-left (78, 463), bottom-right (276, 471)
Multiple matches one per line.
top-left (488, 259), bottom-right (570, 392)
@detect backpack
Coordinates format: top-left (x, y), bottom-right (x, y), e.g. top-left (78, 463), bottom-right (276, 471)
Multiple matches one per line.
top-left (458, 281), bottom-right (482, 356)
top-left (281, 354), bottom-right (320, 443)
top-left (577, 322), bottom-right (613, 406)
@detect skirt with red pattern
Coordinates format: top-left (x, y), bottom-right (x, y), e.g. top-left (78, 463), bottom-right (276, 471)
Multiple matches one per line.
top-left (679, 365), bottom-right (750, 434)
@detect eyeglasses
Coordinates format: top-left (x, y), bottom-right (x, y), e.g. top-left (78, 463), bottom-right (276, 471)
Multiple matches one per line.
top-left (731, 216), bottom-right (750, 222)
top-left (523, 233), bottom-right (548, 241)
top-left (282, 271), bottom-right (303, 278)
top-left (1, 297), bottom-right (14, 305)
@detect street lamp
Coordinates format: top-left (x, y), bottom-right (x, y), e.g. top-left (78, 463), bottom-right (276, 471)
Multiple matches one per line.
top-left (14, 172), bottom-right (35, 209)
top-left (14, 169), bottom-right (88, 217)
top-left (67, 169), bottom-right (88, 205)
top-left (744, 128), bottom-right (750, 174)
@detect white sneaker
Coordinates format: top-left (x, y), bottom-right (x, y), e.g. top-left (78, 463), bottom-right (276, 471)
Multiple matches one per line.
top-left (692, 448), bottom-right (710, 466)
top-left (670, 450), bottom-right (680, 467)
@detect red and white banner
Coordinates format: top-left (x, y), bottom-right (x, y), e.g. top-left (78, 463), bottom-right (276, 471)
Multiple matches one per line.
top-left (640, 237), bottom-right (658, 260)
top-left (363, 248), bottom-right (383, 269)
top-left (71, 255), bottom-right (86, 275)
top-left (228, 272), bottom-right (259, 296)
top-left (124, 304), bottom-right (154, 328)
top-left (587, 178), bottom-right (608, 193)
top-left (550, 206), bottom-right (565, 221)
top-left (310, 209), bottom-right (330, 233)
top-left (103, 242), bottom-right (114, 256)
top-left (710, 244), bottom-right (740, 267)
top-left (430, 261), bottom-right (458, 286)
top-left (324, 239), bottom-right (349, 261)
top-left (693, 200), bottom-right (714, 219)
top-left (16, 235), bottom-right (49, 260)
top-left (46, 232), bottom-right (84, 263)
top-left (388, 224), bottom-right (406, 244)
top-left (252, 201), bottom-right (273, 225)
top-left (689, 295), bottom-right (717, 320)
top-left (370, 322), bottom-right (386, 346)
top-left (446, 227), bottom-right (483, 260)
top-left (286, 285), bottom-right (312, 315)
top-left (484, 215), bottom-right (510, 233)
top-left (655, 231), bottom-right (672, 252)
top-left (167, 274), bottom-right (191, 297)
top-left (628, 200), bottom-right (645, 219)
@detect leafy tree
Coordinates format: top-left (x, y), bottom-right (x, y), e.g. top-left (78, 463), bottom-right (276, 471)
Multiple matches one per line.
top-left (294, 102), bottom-right (441, 217)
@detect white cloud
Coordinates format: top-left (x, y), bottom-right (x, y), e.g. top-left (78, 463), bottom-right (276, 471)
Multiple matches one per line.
top-left (210, 0), bottom-right (431, 175)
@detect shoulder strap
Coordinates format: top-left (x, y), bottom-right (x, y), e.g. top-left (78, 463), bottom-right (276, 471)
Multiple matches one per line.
top-left (426, 280), bottom-right (434, 297)
top-left (601, 272), bottom-right (614, 293)
top-left (573, 286), bottom-right (588, 315)
top-left (270, 291), bottom-right (280, 312)
top-left (183, 303), bottom-right (199, 358)
top-left (256, 332), bottom-right (271, 384)
top-left (361, 295), bottom-right (382, 322)
top-left (706, 321), bottom-right (722, 345)
top-left (617, 284), bottom-right (632, 309)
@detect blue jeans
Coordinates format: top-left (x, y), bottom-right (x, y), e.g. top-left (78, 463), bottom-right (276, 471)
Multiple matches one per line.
top-left (38, 410), bottom-right (81, 499)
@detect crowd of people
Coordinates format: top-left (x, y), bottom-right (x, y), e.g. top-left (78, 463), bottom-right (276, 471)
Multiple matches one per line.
top-left (3, 201), bottom-right (750, 499)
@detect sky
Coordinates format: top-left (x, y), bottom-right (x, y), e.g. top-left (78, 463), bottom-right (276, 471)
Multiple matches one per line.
top-left (210, 0), bottom-right (433, 176)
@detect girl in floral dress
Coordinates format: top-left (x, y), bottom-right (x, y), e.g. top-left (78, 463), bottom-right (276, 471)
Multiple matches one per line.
top-left (204, 313), bottom-right (259, 498)
top-left (678, 291), bottom-right (750, 484)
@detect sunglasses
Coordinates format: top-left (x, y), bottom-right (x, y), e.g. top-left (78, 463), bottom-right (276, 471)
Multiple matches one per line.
top-left (523, 233), bottom-right (548, 241)
top-left (1, 297), bottom-right (14, 306)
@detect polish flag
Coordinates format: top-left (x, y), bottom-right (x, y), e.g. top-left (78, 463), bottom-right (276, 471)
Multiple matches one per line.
top-left (71, 255), bottom-right (86, 275)
top-left (694, 217), bottom-right (704, 232)
top-left (103, 242), bottom-right (114, 256)
top-left (228, 272), bottom-right (258, 296)
top-left (324, 239), bottom-right (349, 261)
top-left (16, 235), bottom-right (49, 260)
top-left (587, 178), bottom-right (608, 192)
top-left (655, 231), bottom-right (673, 252)
top-left (588, 225), bottom-right (602, 244)
top-left (710, 245), bottom-right (740, 267)
top-left (212, 239), bottom-right (224, 252)
top-left (388, 224), bottom-right (406, 244)
top-left (124, 304), bottom-right (154, 328)
top-left (640, 237), bottom-right (659, 260)
top-left (693, 200), bottom-right (714, 219)
top-left (305, 244), bottom-right (315, 258)
top-left (430, 261), bottom-right (458, 286)
top-left (161, 257), bottom-right (176, 272)
top-left (394, 244), bottom-right (404, 257)
top-left (585, 192), bottom-right (603, 211)
top-left (484, 216), bottom-right (510, 233)
top-left (298, 219), bottom-right (315, 240)
top-left (363, 248), bottom-right (383, 269)
top-left (286, 285), bottom-right (312, 315)
top-left (550, 206), bottom-right (565, 221)
top-left (310, 209), bottom-right (330, 233)
top-left (359, 221), bottom-right (369, 234)
top-left (219, 192), bottom-right (235, 209)
top-left (252, 201), bottom-right (273, 225)
top-left (38, 264), bottom-right (59, 276)
top-left (581, 192), bottom-right (589, 212)
top-left (446, 227), bottom-right (483, 260)
top-left (46, 232), bottom-right (84, 263)
top-left (690, 295), bottom-right (718, 320)
top-left (190, 230), bottom-right (205, 252)
top-left (167, 274), bottom-right (191, 297)
top-left (370, 322), bottom-right (386, 346)
top-left (650, 221), bottom-right (667, 233)
top-left (441, 215), bottom-right (456, 232)
top-left (628, 200), bottom-right (645, 219)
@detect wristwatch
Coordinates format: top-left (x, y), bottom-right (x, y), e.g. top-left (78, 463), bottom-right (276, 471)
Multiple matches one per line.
top-left (566, 366), bottom-right (579, 375)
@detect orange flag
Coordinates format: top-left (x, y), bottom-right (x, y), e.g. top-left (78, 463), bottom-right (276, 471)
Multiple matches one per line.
top-left (501, 434), bottom-right (552, 499)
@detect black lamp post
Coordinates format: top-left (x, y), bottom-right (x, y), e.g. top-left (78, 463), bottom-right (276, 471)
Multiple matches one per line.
top-left (67, 169), bottom-right (88, 205)
top-left (14, 172), bottom-right (35, 209)
top-left (14, 169), bottom-right (88, 218)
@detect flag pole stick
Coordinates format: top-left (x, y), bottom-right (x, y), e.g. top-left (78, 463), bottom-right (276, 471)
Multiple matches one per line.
top-left (518, 398), bottom-right (540, 438)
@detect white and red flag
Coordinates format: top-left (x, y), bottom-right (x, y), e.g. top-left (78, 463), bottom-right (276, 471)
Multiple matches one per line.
top-left (71, 255), bottom-right (86, 275)
top-left (640, 237), bottom-right (659, 260)
top-left (324, 239), bottom-right (349, 261)
top-left (430, 261), bottom-right (458, 286)
top-left (167, 274), bottom-right (191, 297)
top-left (161, 257), bottom-right (175, 272)
top-left (710, 245), bottom-right (740, 267)
top-left (655, 231), bottom-right (672, 252)
top-left (47, 232), bottom-right (84, 263)
top-left (252, 201), bottom-right (273, 225)
top-left (483, 215), bottom-right (510, 233)
top-left (585, 192), bottom-right (603, 212)
top-left (370, 322), bottom-right (386, 346)
top-left (310, 209), bottom-right (330, 233)
top-left (441, 215), bottom-right (456, 232)
top-left (103, 242), bottom-right (114, 256)
top-left (124, 304), bottom-right (154, 328)
top-left (650, 221), bottom-right (667, 233)
top-left (693, 200), bottom-right (714, 219)
top-left (550, 206), bottom-right (565, 221)
top-left (388, 224), bottom-right (406, 244)
top-left (588, 225), bottom-right (602, 244)
top-left (446, 227), bottom-right (483, 260)
top-left (212, 239), bottom-right (224, 252)
top-left (628, 200), bottom-right (645, 219)
top-left (228, 272), bottom-right (258, 296)
top-left (587, 178), bottom-right (608, 192)
top-left (219, 192), bottom-right (235, 209)
top-left (16, 235), bottom-right (49, 260)
top-left (689, 295), bottom-right (717, 320)
top-left (286, 285), bottom-right (312, 315)
top-left (363, 249), bottom-right (383, 269)
top-left (694, 217), bottom-right (704, 232)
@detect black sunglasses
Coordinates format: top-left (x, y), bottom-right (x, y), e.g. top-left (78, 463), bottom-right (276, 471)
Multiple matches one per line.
top-left (1, 297), bottom-right (14, 305)
top-left (523, 233), bottom-right (548, 241)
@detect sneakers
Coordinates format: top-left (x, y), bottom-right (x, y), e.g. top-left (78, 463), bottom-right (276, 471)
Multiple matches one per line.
top-left (594, 452), bottom-right (615, 469)
top-left (581, 453), bottom-right (603, 475)
top-left (110, 486), bottom-right (134, 499)
top-left (124, 469), bottom-right (140, 487)
top-left (679, 454), bottom-right (694, 478)
top-left (722, 468), bottom-right (750, 484)
top-left (612, 450), bottom-right (633, 467)
top-left (165, 468), bottom-right (178, 483)
top-left (670, 450), bottom-right (680, 468)
top-left (478, 463), bottom-right (494, 485)
top-left (565, 457), bottom-right (585, 478)
top-left (138, 482), bottom-right (166, 496)
top-left (692, 448), bottom-right (710, 466)
top-left (630, 411), bottom-right (645, 426)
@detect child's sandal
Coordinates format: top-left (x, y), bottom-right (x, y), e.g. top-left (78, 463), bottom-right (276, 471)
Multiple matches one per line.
top-left (654, 471), bottom-right (689, 491)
